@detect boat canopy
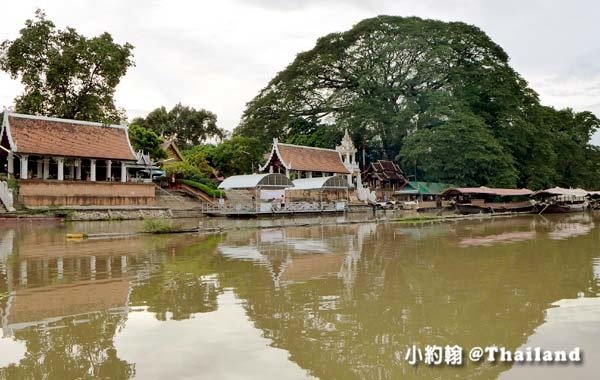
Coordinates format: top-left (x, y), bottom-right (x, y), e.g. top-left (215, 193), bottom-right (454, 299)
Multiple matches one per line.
top-left (531, 187), bottom-right (588, 198)
top-left (218, 173), bottom-right (294, 189)
top-left (442, 186), bottom-right (532, 197)
top-left (291, 176), bottom-right (349, 190)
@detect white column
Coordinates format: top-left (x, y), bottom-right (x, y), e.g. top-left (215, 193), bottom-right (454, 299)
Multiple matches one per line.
top-left (36, 160), bottom-right (43, 178)
top-left (43, 158), bottom-right (50, 180)
top-left (20, 155), bottom-right (29, 179)
top-left (75, 159), bottom-right (82, 180)
top-left (90, 256), bottom-right (96, 280)
top-left (57, 257), bottom-right (63, 280)
top-left (269, 166), bottom-right (273, 174)
top-left (90, 159), bottom-right (96, 182)
top-left (120, 162), bottom-right (127, 182)
top-left (56, 157), bottom-right (64, 180)
top-left (307, 171), bottom-right (312, 178)
top-left (121, 255), bottom-right (127, 273)
top-left (68, 163), bottom-right (75, 179)
top-left (106, 160), bottom-right (112, 181)
top-left (7, 152), bottom-right (14, 177)
top-left (285, 168), bottom-right (289, 177)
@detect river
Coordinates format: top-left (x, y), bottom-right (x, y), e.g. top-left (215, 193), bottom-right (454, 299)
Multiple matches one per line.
top-left (0, 213), bottom-right (599, 379)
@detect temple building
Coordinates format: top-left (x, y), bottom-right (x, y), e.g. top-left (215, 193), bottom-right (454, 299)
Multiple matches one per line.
top-left (0, 111), bottom-right (155, 208)
top-left (364, 160), bottom-right (408, 199)
top-left (259, 129), bottom-right (361, 187)
top-left (160, 139), bottom-right (185, 163)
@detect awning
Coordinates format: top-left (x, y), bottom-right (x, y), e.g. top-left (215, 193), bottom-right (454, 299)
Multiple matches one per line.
top-left (291, 176), bottom-right (350, 190)
top-left (218, 173), bottom-right (294, 189)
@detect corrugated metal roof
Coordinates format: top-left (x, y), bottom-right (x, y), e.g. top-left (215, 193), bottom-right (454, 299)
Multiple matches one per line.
top-left (442, 186), bottom-right (533, 197)
top-left (218, 173), bottom-right (293, 189)
top-left (292, 176), bottom-right (349, 190)
top-left (395, 181), bottom-right (453, 195)
top-left (532, 187), bottom-right (588, 198)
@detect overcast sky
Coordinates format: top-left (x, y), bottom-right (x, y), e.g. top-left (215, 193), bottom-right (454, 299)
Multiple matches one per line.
top-left (1, 0), bottom-right (599, 144)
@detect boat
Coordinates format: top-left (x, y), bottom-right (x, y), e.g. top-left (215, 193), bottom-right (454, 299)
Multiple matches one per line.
top-left (531, 187), bottom-right (589, 214)
top-left (441, 187), bottom-right (535, 215)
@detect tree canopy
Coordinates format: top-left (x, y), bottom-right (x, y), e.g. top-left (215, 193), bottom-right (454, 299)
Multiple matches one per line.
top-left (0, 9), bottom-right (134, 123)
top-left (133, 103), bottom-right (225, 148)
top-left (236, 15), bottom-right (600, 189)
top-left (128, 123), bottom-right (167, 160)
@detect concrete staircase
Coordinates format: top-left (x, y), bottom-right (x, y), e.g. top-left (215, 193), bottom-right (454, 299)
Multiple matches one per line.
top-left (155, 186), bottom-right (211, 217)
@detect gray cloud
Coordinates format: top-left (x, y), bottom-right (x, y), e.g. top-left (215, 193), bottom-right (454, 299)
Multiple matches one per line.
top-left (1, 0), bottom-right (599, 144)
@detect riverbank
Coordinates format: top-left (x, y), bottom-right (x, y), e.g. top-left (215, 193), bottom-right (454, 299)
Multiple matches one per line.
top-left (76, 210), bottom-right (537, 239)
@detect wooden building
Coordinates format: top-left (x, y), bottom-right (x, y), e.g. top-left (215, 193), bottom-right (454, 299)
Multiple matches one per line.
top-left (363, 160), bottom-right (408, 199)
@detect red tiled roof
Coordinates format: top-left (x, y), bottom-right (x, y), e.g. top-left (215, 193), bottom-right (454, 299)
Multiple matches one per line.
top-left (6, 114), bottom-right (137, 160)
top-left (275, 143), bottom-right (350, 174)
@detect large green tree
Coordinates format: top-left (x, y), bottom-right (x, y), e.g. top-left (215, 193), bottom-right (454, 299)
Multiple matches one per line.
top-left (236, 15), bottom-right (600, 189)
top-left (134, 103), bottom-right (224, 148)
top-left (0, 9), bottom-right (134, 123)
top-left (199, 136), bottom-right (264, 177)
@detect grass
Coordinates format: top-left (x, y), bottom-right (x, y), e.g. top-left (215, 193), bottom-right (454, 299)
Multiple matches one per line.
top-left (142, 218), bottom-right (177, 234)
top-left (179, 179), bottom-right (225, 198)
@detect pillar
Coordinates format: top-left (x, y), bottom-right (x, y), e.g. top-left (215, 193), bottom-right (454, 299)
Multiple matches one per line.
top-left (75, 159), bottom-right (82, 180)
top-left (19, 260), bottom-right (27, 285)
top-left (90, 159), bottom-right (96, 182)
top-left (20, 155), bottom-right (29, 180)
top-left (7, 152), bottom-right (14, 177)
top-left (285, 168), bottom-right (290, 177)
top-left (90, 256), bottom-right (96, 280)
top-left (36, 160), bottom-right (43, 178)
top-left (56, 157), bottom-right (64, 180)
top-left (69, 163), bottom-right (75, 179)
top-left (106, 257), bottom-right (112, 278)
top-left (43, 158), bottom-right (50, 180)
top-left (106, 160), bottom-right (112, 181)
top-left (307, 171), bottom-right (312, 178)
top-left (57, 257), bottom-right (63, 280)
top-left (120, 162), bottom-right (127, 182)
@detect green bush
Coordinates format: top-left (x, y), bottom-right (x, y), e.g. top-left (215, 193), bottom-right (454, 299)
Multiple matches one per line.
top-left (179, 179), bottom-right (225, 198)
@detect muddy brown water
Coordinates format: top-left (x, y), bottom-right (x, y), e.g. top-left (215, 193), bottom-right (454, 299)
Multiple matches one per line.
top-left (0, 213), bottom-right (599, 379)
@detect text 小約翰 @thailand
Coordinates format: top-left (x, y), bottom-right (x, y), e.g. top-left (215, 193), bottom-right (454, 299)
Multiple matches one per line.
top-left (404, 345), bottom-right (582, 366)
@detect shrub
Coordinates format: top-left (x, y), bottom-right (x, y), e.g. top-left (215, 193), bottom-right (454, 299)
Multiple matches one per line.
top-left (179, 179), bottom-right (225, 198)
top-left (143, 218), bottom-right (174, 233)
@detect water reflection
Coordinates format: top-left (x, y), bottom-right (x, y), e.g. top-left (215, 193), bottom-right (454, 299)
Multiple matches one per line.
top-left (0, 214), bottom-right (598, 379)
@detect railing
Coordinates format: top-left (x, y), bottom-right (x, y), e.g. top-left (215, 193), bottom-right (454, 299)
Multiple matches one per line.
top-left (0, 181), bottom-right (15, 212)
top-left (207, 201), bottom-right (348, 215)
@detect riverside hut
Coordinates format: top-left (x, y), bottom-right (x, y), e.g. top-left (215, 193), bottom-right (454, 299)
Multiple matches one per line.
top-left (442, 187), bottom-right (534, 214)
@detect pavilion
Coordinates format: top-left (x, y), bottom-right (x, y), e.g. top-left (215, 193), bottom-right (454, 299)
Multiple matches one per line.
top-left (0, 111), bottom-right (155, 207)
